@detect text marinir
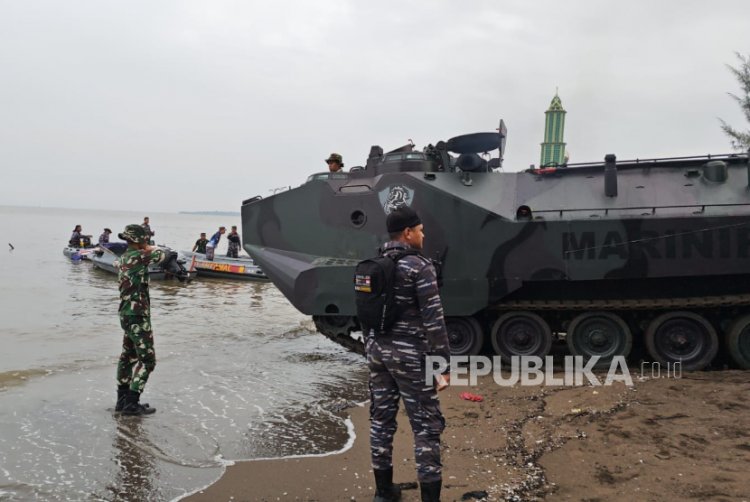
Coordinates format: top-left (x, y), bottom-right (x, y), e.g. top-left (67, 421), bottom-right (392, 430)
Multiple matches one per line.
top-left (563, 228), bottom-right (750, 260)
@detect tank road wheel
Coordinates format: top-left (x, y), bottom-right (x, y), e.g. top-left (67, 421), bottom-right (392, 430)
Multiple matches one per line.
top-left (566, 312), bottom-right (632, 368)
top-left (445, 317), bottom-right (484, 356)
top-left (726, 314), bottom-right (750, 369)
top-left (645, 311), bottom-right (718, 371)
top-left (491, 312), bottom-right (552, 363)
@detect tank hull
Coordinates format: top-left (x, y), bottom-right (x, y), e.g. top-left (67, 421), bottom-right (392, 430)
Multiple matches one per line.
top-left (243, 164), bottom-right (750, 316)
top-left (242, 153), bottom-right (750, 369)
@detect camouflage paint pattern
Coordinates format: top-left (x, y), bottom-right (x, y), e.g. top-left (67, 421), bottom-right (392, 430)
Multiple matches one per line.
top-left (116, 247), bottom-right (165, 393)
top-left (368, 335), bottom-right (445, 483)
top-left (380, 241), bottom-right (451, 362)
top-left (116, 248), bottom-right (166, 316)
top-left (117, 315), bottom-right (155, 393)
top-left (242, 143), bottom-right (750, 367)
top-left (242, 155), bottom-right (750, 318)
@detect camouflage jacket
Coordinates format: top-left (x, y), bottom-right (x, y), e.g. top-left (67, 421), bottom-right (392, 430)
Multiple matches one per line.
top-left (116, 248), bottom-right (166, 316)
top-left (381, 241), bottom-right (451, 364)
top-left (194, 238), bottom-right (208, 254)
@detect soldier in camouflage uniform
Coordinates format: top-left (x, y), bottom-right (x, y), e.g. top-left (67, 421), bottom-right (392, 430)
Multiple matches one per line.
top-left (141, 216), bottom-right (155, 244)
top-left (367, 206), bottom-right (451, 502)
top-left (325, 152), bottom-right (344, 173)
top-left (114, 224), bottom-right (166, 416)
top-left (226, 225), bottom-right (241, 258)
top-left (192, 232), bottom-right (209, 254)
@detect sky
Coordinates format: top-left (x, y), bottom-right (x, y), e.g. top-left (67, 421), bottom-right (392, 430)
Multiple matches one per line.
top-left (1, 0), bottom-right (749, 212)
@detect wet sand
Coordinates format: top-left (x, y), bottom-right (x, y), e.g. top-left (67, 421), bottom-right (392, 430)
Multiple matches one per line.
top-left (186, 370), bottom-right (750, 501)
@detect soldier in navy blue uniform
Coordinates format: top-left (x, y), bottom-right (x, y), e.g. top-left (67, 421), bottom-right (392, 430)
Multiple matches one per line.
top-left (367, 206), bottom-right (451, 502)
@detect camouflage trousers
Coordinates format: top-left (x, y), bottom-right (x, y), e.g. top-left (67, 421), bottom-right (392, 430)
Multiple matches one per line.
top-left (366, 334), bottom-right (446, 483)
top-left (117, 315), bottom-right (156, 393)
top-left (226, 242), bottom-right (240, 258)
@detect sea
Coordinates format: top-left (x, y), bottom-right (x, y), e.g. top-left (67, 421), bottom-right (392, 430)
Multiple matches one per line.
top-left (0, 206), bottom-right (368, 501)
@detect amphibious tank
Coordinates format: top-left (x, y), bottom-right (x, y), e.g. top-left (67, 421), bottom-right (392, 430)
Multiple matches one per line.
top-left (241, 122), bottom-right (750, 371)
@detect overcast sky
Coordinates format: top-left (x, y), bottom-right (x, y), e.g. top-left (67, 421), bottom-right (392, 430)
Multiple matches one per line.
top-left (1, 0), bottom-right (749, 212)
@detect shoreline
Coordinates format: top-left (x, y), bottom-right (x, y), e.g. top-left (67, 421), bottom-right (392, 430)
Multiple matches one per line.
top-left (182, 371), bottom-right (750, 501)
top-left (173, 413), bottom-right (360, 502)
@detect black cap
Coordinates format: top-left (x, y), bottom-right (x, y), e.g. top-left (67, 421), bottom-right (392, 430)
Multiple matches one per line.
top-left (386, 206), bottom-right (421, 233)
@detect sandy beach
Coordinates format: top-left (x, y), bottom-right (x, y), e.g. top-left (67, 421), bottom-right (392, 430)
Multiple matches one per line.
top-left (186, 370), bottom-right (750, 501)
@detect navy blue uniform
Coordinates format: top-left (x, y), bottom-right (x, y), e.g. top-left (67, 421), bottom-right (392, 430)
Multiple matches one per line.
top-left (226, 232), bottom-right (241, 258)
top-left (367, 240), bottom-right (451, 483)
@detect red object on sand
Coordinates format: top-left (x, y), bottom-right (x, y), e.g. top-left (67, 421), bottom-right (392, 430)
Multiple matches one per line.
top-left (459, 392), bottom-right (484, 402)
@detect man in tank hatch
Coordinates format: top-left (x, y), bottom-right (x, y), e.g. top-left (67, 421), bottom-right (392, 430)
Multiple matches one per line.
top-left (325, 152), bottom-right (344, 172)
top-left (366, 206), bottom-right (451, 502)
top-left (113, 224), bottom-right (166, 416)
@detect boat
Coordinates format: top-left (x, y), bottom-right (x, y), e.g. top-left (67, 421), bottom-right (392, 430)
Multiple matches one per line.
top-left (63, 245), bottom-right (97, 261)
top-left (63, 235), bottom-right (97, 260)
top-left (181, 251), bottom-right (269, 281)
top-left (90, 243), bottom-right (193, 281)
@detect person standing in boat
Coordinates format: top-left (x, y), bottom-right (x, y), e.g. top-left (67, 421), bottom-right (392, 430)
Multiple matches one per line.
top-left (69, 225), bottom-right (91, 247)
top-left (205, 226), bottom-right (226, 261)
top-left (69, 225), bottom-right (83, 247)
top-left (141, 217), bottom-right (155, 244)
top-left (192, 232), bottom-right (209, 254)
top-left (98, 228), bottom-right (112, 246)
top-left (226, 226), bottom-right (241, 258)
top-left (113, 224), bottom-right (166, 416)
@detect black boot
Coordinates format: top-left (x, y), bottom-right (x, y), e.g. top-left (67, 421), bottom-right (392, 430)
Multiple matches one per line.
top-left (115, 385), bottom-right (129, 412)
top-left (373, 468), bottom-right (401, 502)
top-left (116, 386), bottom-right (150, 412)
top-left (121, 390), bottom-right (156, 416)
top-left (419, 480), bottom-right (441, 502)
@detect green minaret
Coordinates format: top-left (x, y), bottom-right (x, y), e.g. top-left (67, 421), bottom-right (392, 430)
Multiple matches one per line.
top-left (540, 91), bottom-right (567, 167)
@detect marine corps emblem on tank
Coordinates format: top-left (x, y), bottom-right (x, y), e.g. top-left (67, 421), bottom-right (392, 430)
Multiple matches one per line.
top-left (379, 185), bottom-right (414, 214)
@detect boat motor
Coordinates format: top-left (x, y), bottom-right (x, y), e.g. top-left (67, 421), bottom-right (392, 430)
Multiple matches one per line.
top-left (161, 249), bottom-right (190, 282)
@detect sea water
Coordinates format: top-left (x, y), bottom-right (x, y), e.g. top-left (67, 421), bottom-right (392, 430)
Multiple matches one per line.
top-left (0, 206), bottom-right (367, 501)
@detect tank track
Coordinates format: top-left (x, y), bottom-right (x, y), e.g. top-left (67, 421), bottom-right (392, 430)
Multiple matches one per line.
top-left (313, 315), bottom-right (365, 355)
top-left (491, 293), bottom-right (750, 311)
